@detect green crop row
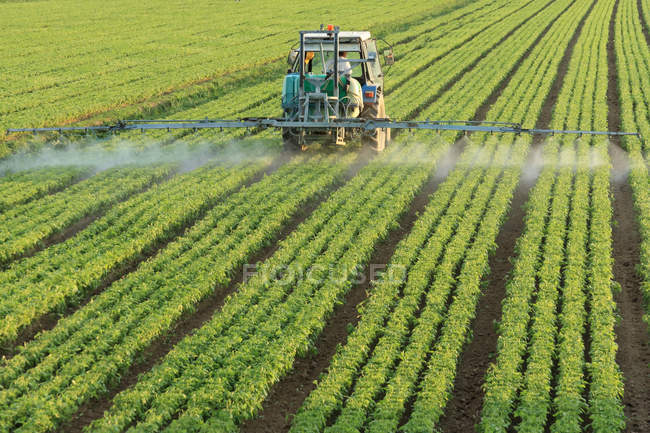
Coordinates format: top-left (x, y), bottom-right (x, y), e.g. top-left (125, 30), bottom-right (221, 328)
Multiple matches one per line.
top-left (588, 139), bottom-right (625, 432)
top-left (84, 141), bottom-right (447, 433)
top-left (289, 141), bottom-right (489, 433)
top-left (548, 140), bottom-right (589, 433)
top-left (479, 141), bottom-right (560, 433)
top-left (513, 142), bottom-right (575, 433)
top-left (0, 153), bottom-right (353, 433)
top-left (0, 167), bottom-right (88, 212)
top-left (615, 0), bottom-right (650, 327)
top-left (0, 165), bottom-right (172, 268)
top-left (292, 0), bottom-right (592, 428)
top-left (481, 0), bottom-right (625, 430)
top-left (0, 161), bottom-right (264, 348)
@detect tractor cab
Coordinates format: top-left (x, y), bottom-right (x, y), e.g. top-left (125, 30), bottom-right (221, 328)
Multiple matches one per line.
top-left (282, 26), bottom-right (394, 151)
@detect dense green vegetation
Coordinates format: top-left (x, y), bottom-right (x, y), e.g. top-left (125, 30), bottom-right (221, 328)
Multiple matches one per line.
top-left (0, 0), bottom-right (647, 432)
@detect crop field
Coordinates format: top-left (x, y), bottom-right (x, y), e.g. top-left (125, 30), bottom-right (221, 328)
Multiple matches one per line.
top-left (0, 0), bottom-right (649, 432)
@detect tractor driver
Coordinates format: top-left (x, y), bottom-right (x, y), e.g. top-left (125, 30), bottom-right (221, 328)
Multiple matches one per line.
top-left (326, 51), bottom-right (353, 78)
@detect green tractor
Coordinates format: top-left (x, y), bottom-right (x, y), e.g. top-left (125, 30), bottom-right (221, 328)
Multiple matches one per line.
top-left (281, 25), bottom-right (395, 151)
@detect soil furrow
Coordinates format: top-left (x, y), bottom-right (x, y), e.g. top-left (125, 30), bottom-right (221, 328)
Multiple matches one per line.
top-left (607, 2), bottom-right (650, 430)
top-left (610, 144), bottom-right (650, 433)
top-left (59, 150), bottom-right (372, 433)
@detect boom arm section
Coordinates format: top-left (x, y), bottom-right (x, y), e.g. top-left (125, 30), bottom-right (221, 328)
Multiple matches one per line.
top-left (7, 118), bottom-right (641, 139)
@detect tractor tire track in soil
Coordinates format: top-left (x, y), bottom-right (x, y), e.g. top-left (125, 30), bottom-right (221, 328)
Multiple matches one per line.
top-left (239, 139), bottom-right (465, 433)
top-left (60, 149), bottom-right (375, 433)
top-left (607, 2), bottom-right (650, 429)
top-left (437, 0), bottom-right (594, 427)
top-left (2, 154), bottom-right (291, 358)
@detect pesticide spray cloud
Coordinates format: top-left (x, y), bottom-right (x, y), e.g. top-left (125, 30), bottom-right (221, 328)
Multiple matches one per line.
top-left (0, 137), bottom-right (276, 176)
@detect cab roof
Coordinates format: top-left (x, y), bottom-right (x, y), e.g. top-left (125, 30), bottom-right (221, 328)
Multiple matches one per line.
top-left (302, 31), bottom-right (372, 41)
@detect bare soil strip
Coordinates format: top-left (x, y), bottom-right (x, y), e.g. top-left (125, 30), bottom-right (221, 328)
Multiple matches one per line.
top-left (636, 0), bottom-right (650, 46)
top-left (437, 1), bottom-right (596, 428)
top-left (60, 150), bottom-right (373, 433)
top-left (607, 3), bottom-right (650, 430)
top-left (239, 140), bottom-right (465, 433)
top-left (3, 155), bottom-right (291, 357)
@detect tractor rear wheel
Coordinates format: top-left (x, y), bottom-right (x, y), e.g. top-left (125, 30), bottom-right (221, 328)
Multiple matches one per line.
top-left (361, 94), bottom-right (390, 151)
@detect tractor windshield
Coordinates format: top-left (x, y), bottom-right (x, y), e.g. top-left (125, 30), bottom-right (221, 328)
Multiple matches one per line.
top-left (304, 47), bottom-right (362, 77)
top-left (364, 40), bottom-right (383, 82)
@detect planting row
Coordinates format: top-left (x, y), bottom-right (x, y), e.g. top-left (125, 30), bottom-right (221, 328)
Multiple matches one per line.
top-left (0, 153), bottom-right (355, 433)
top-left (0, 161), bottom-right (265, 347)
top-left (480, 0), bottom-right (624, 430)
top-left (0, 167), bottom-right (87, 212)
top-left (0, 165), bottom-right (172, 268)
top-left (615, 0), bottom-right (650, 327)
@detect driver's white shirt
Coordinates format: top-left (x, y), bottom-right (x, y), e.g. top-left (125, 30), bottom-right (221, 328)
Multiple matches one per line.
top-left (326, 57), bottom-right (353, 76)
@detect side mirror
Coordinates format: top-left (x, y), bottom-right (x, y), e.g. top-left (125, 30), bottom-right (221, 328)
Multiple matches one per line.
top-left (287, 49), bottom-right (299, 66)
top-left (383, 49), bottom-right (395, 66)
